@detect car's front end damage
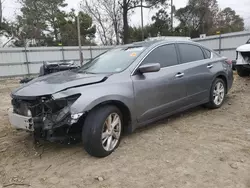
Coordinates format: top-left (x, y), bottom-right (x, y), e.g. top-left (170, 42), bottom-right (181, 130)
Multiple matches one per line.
top-left (236, 49), bottom-right (250, 67)
top-left (8, 70), bottom-right (110, 143)
top-left (234, 39), bottom-right (250, 76)
top-left (9, 93), bottom-right (85, 143)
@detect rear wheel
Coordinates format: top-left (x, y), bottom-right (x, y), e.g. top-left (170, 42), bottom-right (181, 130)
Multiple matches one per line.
top-left (82, 105), bottom-right (122, 157)
top-left (236, 65), bottom-right (249, 77)
top-left (206, 78), bottom-right (226, 109)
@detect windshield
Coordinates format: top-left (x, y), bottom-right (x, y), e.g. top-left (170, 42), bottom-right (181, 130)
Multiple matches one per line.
top-left (247, 39), bottom-right (250, 44)
top-left (78, 47), bottom-right (145, 74)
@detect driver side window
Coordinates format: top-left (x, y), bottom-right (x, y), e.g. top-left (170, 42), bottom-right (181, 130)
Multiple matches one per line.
top-left (142, 44), bottom-right (178, 68)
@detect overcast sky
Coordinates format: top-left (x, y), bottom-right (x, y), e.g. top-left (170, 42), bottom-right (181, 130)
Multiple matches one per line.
top-left (3, 0), bottom-right (250, 27)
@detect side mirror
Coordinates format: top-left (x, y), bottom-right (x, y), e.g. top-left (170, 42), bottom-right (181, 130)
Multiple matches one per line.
top-left (138, 63), bottom-right (161, 74)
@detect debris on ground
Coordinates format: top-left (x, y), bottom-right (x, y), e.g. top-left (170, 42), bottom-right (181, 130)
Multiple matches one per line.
top-left (95, 176), bottom-right (104, 182)
top-left (45, 165), bottom-right (52, 172)
top-left (229, 163), bottom-right (238, 170)
top-left (239, 159), bottom-right (244, 163)
top-left (0, 148), bottom-right (7, 153)
top-left (219, 157), bottom-right (226, 162)
top-left (3, 183), bottom-right (30, 187)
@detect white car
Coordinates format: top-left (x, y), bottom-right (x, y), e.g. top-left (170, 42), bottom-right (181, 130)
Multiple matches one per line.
top-left (235, 38), bottom-right (250, 77)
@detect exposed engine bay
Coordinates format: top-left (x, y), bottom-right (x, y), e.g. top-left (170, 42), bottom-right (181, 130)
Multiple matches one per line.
top-left (234, 39), bottom-right (250, 77)
top-left (236, 39), bottom-right (250, 65)
top-left (9, 71), bottom-right (109, 143)
top-left (11, 94), bottom-right (83, 143)
top-left (20, 61), bottom-right (79, 84)
top-left (240, 52), bottom-right (250, 64)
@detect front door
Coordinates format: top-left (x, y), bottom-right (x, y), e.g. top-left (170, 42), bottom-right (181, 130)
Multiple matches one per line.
top-left (132, 44), bottom-right (188, 123)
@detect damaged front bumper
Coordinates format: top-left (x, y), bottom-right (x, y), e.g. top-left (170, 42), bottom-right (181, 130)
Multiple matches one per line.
top-left (9, 95), bottom-right (84, 143)
top-left (8, 109), bottom-right (34, 131)
top-left (9, 110), bottom-right (84, 143)
top-left (236, 51), bottom-right (250, 66)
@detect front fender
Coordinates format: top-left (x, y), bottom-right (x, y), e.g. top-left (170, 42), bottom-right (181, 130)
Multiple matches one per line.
top-left (71, 94), bottom-right (134, 114)
top-left (53, 82), bottom-right (135, 118)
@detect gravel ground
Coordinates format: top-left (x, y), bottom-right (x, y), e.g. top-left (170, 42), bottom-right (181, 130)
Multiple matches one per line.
top-left (0, 75), bottom-right (250, 188)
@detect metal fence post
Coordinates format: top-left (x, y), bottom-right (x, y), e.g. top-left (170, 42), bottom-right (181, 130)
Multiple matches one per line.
top-left (219, 33), bottom-right (222, 54)
top-left (90, 46), bottom-right (93, 61)
top-left (61, 46), bottom-right (65, 62)
top-left (24, 45), bottom-right (30, 76)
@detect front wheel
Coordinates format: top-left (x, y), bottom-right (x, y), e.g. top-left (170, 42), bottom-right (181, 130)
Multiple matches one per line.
top-left (82, 105), bottom-right (123, 157)
top-left (206, 78), bottom-right (226, 109)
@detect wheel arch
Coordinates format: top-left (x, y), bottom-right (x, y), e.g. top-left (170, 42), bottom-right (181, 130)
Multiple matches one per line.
top-left (216, 74), bottom-right (228, 93)
top-left (86, 100), bottom-right (132, 133)
top-left (213, 73), bottom-right (228, 93)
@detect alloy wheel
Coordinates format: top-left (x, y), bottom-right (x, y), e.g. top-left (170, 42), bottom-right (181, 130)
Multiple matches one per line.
top-left (213, 82), bottom-right (225, 106)
top-left (102, 113), bottom-right (122, 151)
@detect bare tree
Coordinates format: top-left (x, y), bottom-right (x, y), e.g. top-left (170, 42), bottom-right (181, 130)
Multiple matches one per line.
top-left (82, 0), bottom-right (122, 45)
top-left (100, 0), bottom-right (122, 44)
top-left (82, 0), bottom-right (109, 45)
top-left (0, 0), bottom-right (4, 27)
top-left (120, 0), bottom-right (168, 44)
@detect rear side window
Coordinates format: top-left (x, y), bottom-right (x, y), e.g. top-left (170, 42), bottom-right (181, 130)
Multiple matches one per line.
top-left (204, 49), bottom-right (211, 59)
top-left (178, 44), bottom-right (205, 63)
top-left (142, 44), bottom-right (178, 68)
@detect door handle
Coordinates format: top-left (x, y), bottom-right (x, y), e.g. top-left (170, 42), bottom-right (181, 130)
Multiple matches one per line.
top-left (207, 64), bottom-right (213, 69)
top-left (175, 72), bottom-right (184, 78)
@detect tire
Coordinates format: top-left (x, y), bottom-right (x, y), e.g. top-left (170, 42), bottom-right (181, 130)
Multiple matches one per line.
top-left (236, 65), bottom-right (249, 77)
top-left (206, 78), bottom-right (226, 109)
top-left (232, 60), bottom-right (236, 71)
top-left (82, 105), bottom-right (123, 157)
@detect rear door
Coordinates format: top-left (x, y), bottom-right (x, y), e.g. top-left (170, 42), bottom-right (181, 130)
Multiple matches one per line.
top-left (176, 43), bottom-right (214, 104)
top-left (132, 44), bottom-right (188, 123)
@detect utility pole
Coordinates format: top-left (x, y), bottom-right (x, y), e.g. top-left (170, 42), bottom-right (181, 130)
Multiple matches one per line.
top-left (171, 0), bottom-right (173, 32)
top-left (0, 0), bottom-right (2, 26)
top-left (77, 14), bottom-right (83, 66)
top-left (141, 0), bottom-right (144, 41)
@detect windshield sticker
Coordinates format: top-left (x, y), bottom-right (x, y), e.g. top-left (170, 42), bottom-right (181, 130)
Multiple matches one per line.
top-left (130, 52), bottom-right (137, 57)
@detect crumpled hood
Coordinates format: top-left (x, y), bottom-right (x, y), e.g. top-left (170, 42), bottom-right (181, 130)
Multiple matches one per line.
top-left (12, 71), bottom-right (109, 98)
top-left (237, 44), bottom-right (250, 52)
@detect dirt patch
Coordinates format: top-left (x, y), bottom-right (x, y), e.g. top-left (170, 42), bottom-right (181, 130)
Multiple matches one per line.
top-left (0, 76), bottom-right (250, 188)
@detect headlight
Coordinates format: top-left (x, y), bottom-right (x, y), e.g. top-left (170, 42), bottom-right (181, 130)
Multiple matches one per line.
top-left (47, 94), bottom-right (81, 112)
top-left (71, 113), bottom-right (83, 120)
top-left (46, 94), bottom-right (81, 123)
top-left (70, 113), bottom-right (84, 124)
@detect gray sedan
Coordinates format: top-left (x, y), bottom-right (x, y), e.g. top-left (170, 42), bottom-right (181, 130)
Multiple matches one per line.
top-left (9, 39), bottom-right (233, 157)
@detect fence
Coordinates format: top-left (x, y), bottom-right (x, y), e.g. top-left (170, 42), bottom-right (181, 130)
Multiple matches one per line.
top-left (193, 31), bottom-right (250, 59)
top-left (0, 31), bottom-right (250, 77)
top-left (0, 46), bottom-right (113, 77)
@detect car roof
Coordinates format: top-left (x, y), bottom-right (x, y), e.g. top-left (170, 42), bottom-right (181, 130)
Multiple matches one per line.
top-left (120, 39), bottom-right (198, 49)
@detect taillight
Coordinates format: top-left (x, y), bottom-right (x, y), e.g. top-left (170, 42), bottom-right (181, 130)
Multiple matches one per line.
top-left (226, 60), bottom-right (232, 65)
top-left (226, 59), bottom-right (233, 69)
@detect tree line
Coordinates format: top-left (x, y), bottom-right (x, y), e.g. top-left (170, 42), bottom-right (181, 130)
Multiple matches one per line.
top-left (0, 0), bottom-right (245, 47)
